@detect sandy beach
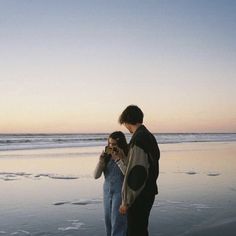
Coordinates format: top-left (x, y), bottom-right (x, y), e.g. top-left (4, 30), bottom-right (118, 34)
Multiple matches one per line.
top-left (0, 141), bottom-right (236, 235)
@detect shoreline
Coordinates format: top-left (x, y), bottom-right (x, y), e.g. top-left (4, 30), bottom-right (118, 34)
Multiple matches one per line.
top-left (0, 141), bottom-right (235, 235)
top-left (1, 133), bottom-right (236, 152)
top-left (1, 139), bottom-right (235, 153)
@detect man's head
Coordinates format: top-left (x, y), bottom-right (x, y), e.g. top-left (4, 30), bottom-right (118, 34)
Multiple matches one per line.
top-left (119, 105), bottom-right (144, 133)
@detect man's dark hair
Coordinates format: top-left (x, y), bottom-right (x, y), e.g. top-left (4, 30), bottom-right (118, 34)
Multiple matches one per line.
top-left (119, 105), bottom-right (144, 125)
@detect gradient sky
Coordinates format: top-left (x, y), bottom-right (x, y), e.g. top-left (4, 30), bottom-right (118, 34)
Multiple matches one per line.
top-left (0, 0), bottom-right (235, 133)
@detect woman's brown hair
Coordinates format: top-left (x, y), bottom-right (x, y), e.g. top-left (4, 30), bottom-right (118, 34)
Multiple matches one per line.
top-left (109, 131), bottom-right (128, 156)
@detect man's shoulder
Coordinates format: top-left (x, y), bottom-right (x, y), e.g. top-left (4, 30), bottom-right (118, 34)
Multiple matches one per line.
top-left (131, 126), bottom-right (152, 150)
top-left (131, 126), bottom-right (147, 142)
top-left (136, 125), bottom-right (154, 140)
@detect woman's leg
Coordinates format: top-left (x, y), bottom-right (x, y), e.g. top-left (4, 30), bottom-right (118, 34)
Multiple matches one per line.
top-left (104, 190), bottom-right (112, 236)
top-left (111, 192), bottom-right (127, 236)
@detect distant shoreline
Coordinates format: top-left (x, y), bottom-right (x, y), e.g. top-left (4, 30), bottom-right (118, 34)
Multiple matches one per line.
top-left (1, 133), bottom-right (236, 152)
top-left (0, 132), bottom-right (236, 135)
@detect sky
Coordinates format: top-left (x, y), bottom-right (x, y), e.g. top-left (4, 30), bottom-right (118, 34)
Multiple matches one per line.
top-left (0, 0), bottom-right (236, 133)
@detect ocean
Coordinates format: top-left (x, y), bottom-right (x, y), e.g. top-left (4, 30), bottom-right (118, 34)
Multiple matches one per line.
top-left (0, 134), bottom-right (236, 235)
top-left (0, 133), bottom-right (236, 151)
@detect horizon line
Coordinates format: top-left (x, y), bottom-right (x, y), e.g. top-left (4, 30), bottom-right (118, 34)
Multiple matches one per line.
top-left (0, 132), bottom-right (236, 135)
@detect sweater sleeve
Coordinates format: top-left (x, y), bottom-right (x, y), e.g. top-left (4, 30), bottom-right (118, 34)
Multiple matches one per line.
top-left (114, 149), bottom-right (127, 175)
top-left (93, 159), bottom-right (105, 179)
top-left (121, 144), bottom-right (149, 206)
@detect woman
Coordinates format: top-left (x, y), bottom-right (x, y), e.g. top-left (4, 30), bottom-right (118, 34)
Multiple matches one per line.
top-left (94, 131), bottom-right (128, 236)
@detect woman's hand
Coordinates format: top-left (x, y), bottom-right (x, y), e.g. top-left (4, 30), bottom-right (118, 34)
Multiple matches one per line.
top-left (111, 147), bottom-right (126, 161)
top-left (111, 147), bottom-right (124, 161)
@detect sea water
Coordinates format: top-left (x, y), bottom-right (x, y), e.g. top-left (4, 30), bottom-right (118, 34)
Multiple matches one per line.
top-left (0, 133), bottom-right (235, 151)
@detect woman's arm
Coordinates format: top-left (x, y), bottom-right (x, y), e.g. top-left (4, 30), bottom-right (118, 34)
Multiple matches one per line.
top-left (93, 152), bottom-right (106, 179)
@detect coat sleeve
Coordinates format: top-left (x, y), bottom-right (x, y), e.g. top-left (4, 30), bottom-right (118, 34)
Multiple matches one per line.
top-left (121, 144), bottom-right (149, 206)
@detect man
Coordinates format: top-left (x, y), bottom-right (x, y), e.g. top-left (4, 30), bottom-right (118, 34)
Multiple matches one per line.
top-left (118, 105), bottom-right (160, 236)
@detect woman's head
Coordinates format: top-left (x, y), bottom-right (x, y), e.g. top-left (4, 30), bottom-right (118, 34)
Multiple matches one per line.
top-left (108, 131), bottom-right (128, 156)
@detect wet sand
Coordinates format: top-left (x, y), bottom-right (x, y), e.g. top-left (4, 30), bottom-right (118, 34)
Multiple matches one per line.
top-left (0, 142), bottom-right (236, 235)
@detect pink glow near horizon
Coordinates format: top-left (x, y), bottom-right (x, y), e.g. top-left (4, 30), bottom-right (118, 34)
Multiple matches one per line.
top-left (0, 1), bottom-right (235, 133)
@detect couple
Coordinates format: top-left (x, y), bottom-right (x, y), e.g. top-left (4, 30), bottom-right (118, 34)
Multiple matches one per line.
top-left (94, 105), bottom-right (160, 236)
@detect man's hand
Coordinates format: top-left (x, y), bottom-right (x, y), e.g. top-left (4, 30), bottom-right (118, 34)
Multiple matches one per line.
top-left (119, 204), bottom-right (128, 215)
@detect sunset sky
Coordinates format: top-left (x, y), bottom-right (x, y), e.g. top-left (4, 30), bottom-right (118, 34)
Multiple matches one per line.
top-left (0, 0), bottom-right (235, 133)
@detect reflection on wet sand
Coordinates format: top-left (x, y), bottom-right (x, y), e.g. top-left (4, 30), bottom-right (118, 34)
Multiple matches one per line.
top-left (0, 142), bottom-right (235, 235)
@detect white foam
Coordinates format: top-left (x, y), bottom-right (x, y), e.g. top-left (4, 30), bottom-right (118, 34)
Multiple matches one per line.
top-left (2, 178), bottom-right (19, 181)
top-left (229, 187), bottom-right (236, 191)
top-left (0, 172), bottom-right (33, 181)
top-left (1, 133), bottom-right (235, 151)
top-left (190, 203), bottom-right (212, 209)
top-left (210, 217), bottom-right (236, 227)
top-left (34, 173), bottom-right (78, 180)
top-left (53, 201), bottom-right (70, 206)
top-left (166, 200), bottom-right (184, 204)
top-left (53, 198), bottom-right (102, 206)
top-left (34, 173), bottom-right (51, 178)
top-left (0, 172), bottom-right (80, 181)
top-left (58, 219), bottom-right (84, 231)
top-left (162, 200), bottom-right (215, 211)
top-left (71, 199), bottom-right (102, 205)
top-left (207, 172), bottom-right (221, 176)
top-left (10, 230), bottom-right (30, 235)
top-left (0, 172), bottom-right (31, 176)
top-left (49, 175), bottom-right (78, 180)
top-left (185, 171), bottom-right (197, 175)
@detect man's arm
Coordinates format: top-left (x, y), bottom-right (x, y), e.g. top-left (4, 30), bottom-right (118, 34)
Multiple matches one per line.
top-left (121, 144), bottom-right (149, 208)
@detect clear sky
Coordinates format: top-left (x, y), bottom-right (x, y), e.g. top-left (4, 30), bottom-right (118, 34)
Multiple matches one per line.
top-left (0, 0), bottom-right (235, 133)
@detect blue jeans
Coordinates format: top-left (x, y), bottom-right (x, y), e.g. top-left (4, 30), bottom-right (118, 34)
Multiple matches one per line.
top-left (103, 160), bottom-right (127, 236)
top-left (103, 188), bottom-right (127, 236)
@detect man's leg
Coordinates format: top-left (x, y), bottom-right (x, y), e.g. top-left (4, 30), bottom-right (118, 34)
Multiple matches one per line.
top-left (127, 194), bottom-right (155, 236)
